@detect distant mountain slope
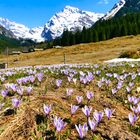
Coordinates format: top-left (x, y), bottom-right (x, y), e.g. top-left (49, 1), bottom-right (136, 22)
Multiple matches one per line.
top-left (42, 6), bottom-right (104, 41)
top-left (115, 0), bottom-right (140, 17)
top-left (102, 0), bottom-right (126, 20)
top-left (0, 25), bottom-right (15, 38)
top-left (0, 17), bottom-right (44, 42)
top-left (103, 0), bottom-right (140, 20)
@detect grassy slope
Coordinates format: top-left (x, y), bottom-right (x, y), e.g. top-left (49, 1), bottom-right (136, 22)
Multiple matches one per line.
top-left (0, 35), bottom-right (140, 67)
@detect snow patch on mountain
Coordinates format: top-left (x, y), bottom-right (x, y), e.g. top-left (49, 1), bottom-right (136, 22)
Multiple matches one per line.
top-left (103, 0), bottom-right (126, 20)
top-left (42, 6), bottom-right (104, 40)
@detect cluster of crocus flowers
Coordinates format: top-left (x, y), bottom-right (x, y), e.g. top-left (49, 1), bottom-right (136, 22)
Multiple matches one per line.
top-left (128, 96), bottom-right (140, 105)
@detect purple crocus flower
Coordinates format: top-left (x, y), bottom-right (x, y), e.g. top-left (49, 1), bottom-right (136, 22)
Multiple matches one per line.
top-left (126, 86), bottom-right (131, 93)
top-left (10, 84), bottom-right (17, 92)
top-left (73, 78), bottom-right (77, 85)
top-left (36, 73), bottom-right (43, 82)
top-left (56, 79), bottom-right (62, 87)
top-left (66, 88), bottom-right (73, 96)
top-left (117, 81), bottom-right (123, 89)
top-left (132, 97), bottom-right (139, 105)
top-left (71, 104), bottom-right (79, 115)
top-left (93, 111), bottom-right (104, 124)
top-left (128, 95), bottom-right (133, 103)
top-left (1, 90), bottom-right (8, 98)
top-left (76, 96), bottom-right (83, 104)
top-left (43, 104), bottom-right (51, 115)
top-left (136, 104), bottom-right (140, 114)
top-left (82, 105), bottom-right (92, 117)
top-left (53, 116), bottom-right (66, 132)
top-left (131, 74), bottom-right (137, 80)
top-left (105, 79), bottom-right (111, 85)
top-left (96, 70), bottom-right (101, 75)
top-left (111, 88), bottom-right (117, 95)
top-left (12, 98), bottom-right (20, 108)
top-left (97, 81), bottom-right (102, 88)
top-left (130, 106), bottom-right (138, 114)
top-left (82, 78), bottom-right (88, 85)
top-left (17, 87), bottom-right (24, 96)
top-left (104, 108), bottom-right (114, 120)
top-left (29, 75), bottom-right (35, 83)
top-left (26, 86), bottom-right (32, 95)
top-left (129, 82), bottom-right (134, 87)
top-left (17, 79), bottom-right (22, 85)
top-left (67, 76), bottom-right (72, 82)
top-left (86, 91), bottom-right (94, 100)
top-left (128, 113), bottom-right (137, 125)
top-left (88, 118), bottom-right (96, 132)
top-left (75, 123), bottom-right (88, 139)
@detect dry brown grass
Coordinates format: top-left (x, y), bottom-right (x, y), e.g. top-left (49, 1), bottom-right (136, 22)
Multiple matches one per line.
top-left (0, 35), bottom-right (140, 67)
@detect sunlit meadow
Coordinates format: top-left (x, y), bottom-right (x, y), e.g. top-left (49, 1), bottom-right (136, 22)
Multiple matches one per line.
top-left (0, 62), bottom-right (140, 140)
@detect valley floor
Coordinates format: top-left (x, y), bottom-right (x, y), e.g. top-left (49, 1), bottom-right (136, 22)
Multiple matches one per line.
top-left (0, 35), bottom-right (140, 68)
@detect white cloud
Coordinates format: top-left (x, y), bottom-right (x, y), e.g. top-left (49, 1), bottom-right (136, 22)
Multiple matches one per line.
top-left (98, 0), bottom-right (109, 4)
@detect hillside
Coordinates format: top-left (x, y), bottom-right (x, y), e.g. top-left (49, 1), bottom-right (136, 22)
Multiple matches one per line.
top-left (0, 35), bottom-right (139, 67)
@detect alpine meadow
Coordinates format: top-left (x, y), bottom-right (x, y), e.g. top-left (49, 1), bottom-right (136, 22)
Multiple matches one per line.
top-left (0, 0), bottom-right (140, 140)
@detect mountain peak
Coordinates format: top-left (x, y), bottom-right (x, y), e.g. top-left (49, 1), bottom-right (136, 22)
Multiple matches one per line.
top-left (63, 5), bottom-right (80, 13)
top-left (42, 6), bottom-right (104, 41)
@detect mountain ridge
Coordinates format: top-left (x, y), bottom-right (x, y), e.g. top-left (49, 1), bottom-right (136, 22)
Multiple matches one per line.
top-left (0, 6), bottom-right (104, 42)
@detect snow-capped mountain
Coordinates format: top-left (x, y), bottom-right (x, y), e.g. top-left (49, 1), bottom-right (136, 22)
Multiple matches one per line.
top-left (42, 6), bottom-right (104, 40)
top-left (102, 0), bottom-right (126, 20)
top-left (0, 6), bottom-right (104, 41)
top-left (0, 17), bottom-right (44, 42)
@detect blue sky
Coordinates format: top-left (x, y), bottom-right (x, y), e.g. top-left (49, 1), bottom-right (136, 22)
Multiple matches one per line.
top-left (0, 0), bottom-right (119, 28)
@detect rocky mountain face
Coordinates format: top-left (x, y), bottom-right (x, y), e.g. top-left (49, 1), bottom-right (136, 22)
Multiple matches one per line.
top-left (102, 0), bottom-right (126, 20)
top-left (42, 6), bottom-right (104, 41)
top-left (115, 0), bottom-right (140, 17)
top-left (0, 25), bottom-right (15, 38)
